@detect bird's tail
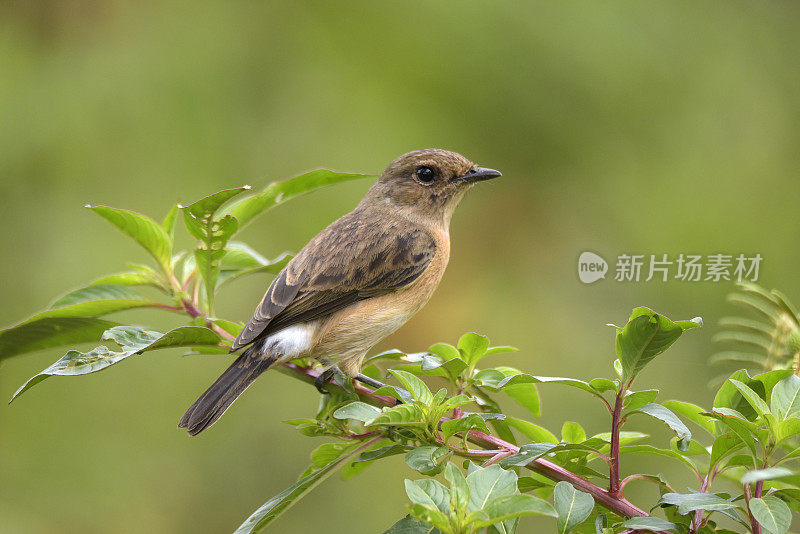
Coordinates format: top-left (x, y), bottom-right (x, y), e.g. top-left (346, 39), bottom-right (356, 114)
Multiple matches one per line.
top-left (179, 345), bottom-right (275, 436)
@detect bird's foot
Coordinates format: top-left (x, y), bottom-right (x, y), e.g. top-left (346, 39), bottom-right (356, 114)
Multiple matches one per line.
top-left (314, 368), bottom-right (336, 394)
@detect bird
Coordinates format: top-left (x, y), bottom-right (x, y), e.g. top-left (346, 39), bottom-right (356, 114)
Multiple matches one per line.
top-left (179, 149), bottom-right (501, 435)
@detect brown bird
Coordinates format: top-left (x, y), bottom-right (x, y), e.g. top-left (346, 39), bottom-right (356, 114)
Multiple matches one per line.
top-left (179, 149), bottom-right (501, 435)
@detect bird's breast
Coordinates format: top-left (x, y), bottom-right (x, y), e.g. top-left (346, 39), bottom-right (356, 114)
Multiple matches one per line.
top-left (311, 228), bottom-right (450, 359)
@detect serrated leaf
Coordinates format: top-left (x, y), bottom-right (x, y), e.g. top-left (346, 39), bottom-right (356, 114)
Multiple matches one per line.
top-left (225, 170), bottom-right (372, 228)
top-left (554, 481), bottom-right (594, 534)
top-left (0, 317), bottom-right (120, 362)
top-left (88, 205), bottom-right (173, 268)
top-left (750, 496), bottom-right (791, 534)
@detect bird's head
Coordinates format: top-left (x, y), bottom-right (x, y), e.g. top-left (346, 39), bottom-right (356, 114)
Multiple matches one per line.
top-left (366, 149), bottom-right (502, 224)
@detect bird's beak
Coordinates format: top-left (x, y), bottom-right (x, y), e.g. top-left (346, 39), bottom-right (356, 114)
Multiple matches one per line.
top-left (456, 166), bottom-right (503, 184)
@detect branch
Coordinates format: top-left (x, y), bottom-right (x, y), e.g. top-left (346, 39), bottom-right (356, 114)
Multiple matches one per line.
top-left (276, 361), bottom-right (667, 526)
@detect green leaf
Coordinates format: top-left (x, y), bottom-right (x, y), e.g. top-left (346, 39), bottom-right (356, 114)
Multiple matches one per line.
top-left (88, 205), bottom-right (172, 268)
top-left (772, 375), bottom-right (800, 421)
top-left (217, 243), bottom-right (292, 287)
top-left (11, 325), bottom-right (222, 401)
top-left (589, 378), bottom-right (617, 393)
top-left (554, 481), bottom-right (594, 534)
top-left (407, 504), bottom-right (451, 532)
top-left (619, 516), bottom-right (677, 532)
top-left (750, 496), bottom-right (791, 534)
top-left (405, 479), bottom-right (451, 515)
top-left (561, 422), bottom-right (586, 443)
top-left (466, 464), bottom-right (517, 512)
top-left (714, 370), bottom-right (793, 421)
top-left (354, 443), bottom-right (408, 465)
top-left (332, 402), bottom-right (382, 424)
top-left (382, 517), bottom-right (441, 534)
top-left (405, 446), bottom-right (451, 475)
top-left (370, 404), bottom-right (426, 428)
top-left (441, 414), bottom-right (490, 441)
top-left (776, 418), bottom-right (800, 443)
top-left (162, 202), bottom-right (179, 238)
top-left (500, 443), bottom-right (557, 467)
top-left (741, 467), bottom-right (794, 485)
top-left (657, 493), bottom-right (738, 515)
top-left (662, 400), bottom-right (716, 436)
top-left (225, 170), bottom-right (372, 228)
top-left (389, 369), bottom-right (434, 405)
top-left (473, 494), bottom-right (557, 526)
top-left (22, 295), bottom-right (168, 323)
top-left (624, 390), bottom-right (659, 411)
top-left (234, 441), bottom-right (363, 533)
top-left (50, 285), bottom-right (148, 308)
top-left (505, 417), bottom-right (558, 444)
top-left (310, 442), bottom-right (353, 467)
top-left (615, 307), bottom-right (696, 381)
top-left (458, 332), bottom-right (490, 365)
top-left (710, 432), bottom-right (747, 469)
top-left (728, 379), bottom-right (772, 420)
top-left (90, 271), bottom-right (163, 288)
top-left (706, 410), bottom-right (759, 457)
top-left (504, 383), bottom-right (541, 418)
top-left (0, 317), bottom-right (120, 362)
top-left (182, 186), bottom-right (250, 308)
top-left (444, 463), bottom-right (469, 513)
top-left (629, 404), bottom-right (692, 450)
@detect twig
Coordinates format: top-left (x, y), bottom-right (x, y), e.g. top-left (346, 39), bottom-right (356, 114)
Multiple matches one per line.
top-left (276, 361), bottom-right (668, 528)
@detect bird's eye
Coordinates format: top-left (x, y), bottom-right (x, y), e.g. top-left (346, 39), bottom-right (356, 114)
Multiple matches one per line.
top-left (415, 166), bottom-right (436, 184)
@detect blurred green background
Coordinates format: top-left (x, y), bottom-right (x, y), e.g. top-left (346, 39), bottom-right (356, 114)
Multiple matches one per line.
top-left (2, 1), bottom-right (799, 532)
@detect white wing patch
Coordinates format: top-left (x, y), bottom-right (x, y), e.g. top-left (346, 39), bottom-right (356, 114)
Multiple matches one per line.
top-left (262, 323), bottom-right (315, 360)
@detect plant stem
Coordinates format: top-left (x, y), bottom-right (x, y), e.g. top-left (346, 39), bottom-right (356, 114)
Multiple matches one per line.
top-left (609, 388), bottom-right (625, 496)
top-left (688, 474), bottom-right (710, 534)
top-left (744, 483), bottom-right (761, 534)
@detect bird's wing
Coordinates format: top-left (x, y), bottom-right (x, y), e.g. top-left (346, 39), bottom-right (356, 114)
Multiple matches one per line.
top-left (231, 214), bottom-right (436, 351)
